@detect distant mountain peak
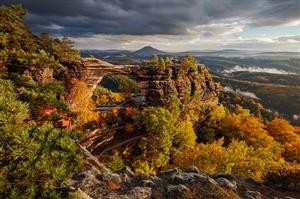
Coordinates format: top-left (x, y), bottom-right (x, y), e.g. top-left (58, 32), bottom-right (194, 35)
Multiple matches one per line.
top-left (133, 46), bottom-right (165, 57)
top-left (139, 46), bottom-right (158, 50)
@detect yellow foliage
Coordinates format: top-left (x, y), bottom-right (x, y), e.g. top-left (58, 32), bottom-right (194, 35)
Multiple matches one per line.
top-left (207, 104), bottom-right (226, 125)
top-left (68, 78), bottom-right (98, 125)
top-left (220, 113), bottom-right (280, 150)
top-left (106, 151), bottom-right (125, 171)
top-left (173, 138), bottom-right (283, 180)
top-left (93, 86), bottom-right (125, 104)
top-left (132, 160), bottom-right (153, 175)
top-left (265, 162), bottom-right (300, 188)
top-left (173, 116), bottom-right (197, 151)
top-left (180, 54), bottom-right (198, 73)
top-left (234, 105), bottom-right (250, 117)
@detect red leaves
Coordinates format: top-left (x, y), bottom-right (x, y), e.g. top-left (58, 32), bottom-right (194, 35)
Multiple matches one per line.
top-left (107, 179), bottom-right (121, 190)
top-left (36, 105), bottom-right (73, 129)
top-left (124, 106), bottom-right (133, 117)
top-left (38, 106), bottom-right (55, 116)
top-left (59, 118), bottom-right (72, 129)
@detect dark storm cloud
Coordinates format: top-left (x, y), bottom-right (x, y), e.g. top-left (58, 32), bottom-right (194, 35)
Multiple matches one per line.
top-left (250, 0), bottom-right (300, 26)
top-left (1, 0), bottom-right (299, 36)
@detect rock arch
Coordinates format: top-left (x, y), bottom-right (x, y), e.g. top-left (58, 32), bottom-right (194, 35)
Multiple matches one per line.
top-left (67, 57), bottom-right (220, 106)
top-left (67, 58), bottom-right (136, 91)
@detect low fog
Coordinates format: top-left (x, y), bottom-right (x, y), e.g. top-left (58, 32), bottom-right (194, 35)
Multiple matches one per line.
top-left (223, 65), bottom-right (296, 75)
top-left (222, 86), bottom-right (260, 99)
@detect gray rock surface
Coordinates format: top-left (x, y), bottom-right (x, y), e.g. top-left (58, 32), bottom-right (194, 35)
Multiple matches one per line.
top-left (241, 190), bottom-right (262, 199)
top-left (65, 146), bottom-right (300, 199)
top-left (215, 177), bottom-right (237, 190)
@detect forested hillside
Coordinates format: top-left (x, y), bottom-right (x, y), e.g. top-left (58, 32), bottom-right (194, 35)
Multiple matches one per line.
top-left (0, 5), bottom-right (299, 199)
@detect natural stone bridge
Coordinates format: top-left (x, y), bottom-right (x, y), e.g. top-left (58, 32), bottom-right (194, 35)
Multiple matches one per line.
top-left (67, 57), bottom-right (219, 106)
top-left (67, 58), bottom-right (136, 90)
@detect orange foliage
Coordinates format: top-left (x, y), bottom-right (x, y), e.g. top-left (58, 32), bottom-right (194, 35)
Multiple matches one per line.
top-left (294, 127), bottom-right (300, 136)
top-left (266, 118), bottom-right (297, 143)
top-left (95, 114), bottom-right (102, 123)
top-left (111, 107), bottom-right (119, 116)
top-left (220, 113), bottom-right (276, 148)
top-left (68, 78), bottom-right (98, 125)
top-left (266, 118), bottom-right (300, 162)
top-left (284, 140), bottom-right (300, 162)
top-left (36, 106), bottom-right (73, 129)
top-left (59, 118), bottom-right (72, 129)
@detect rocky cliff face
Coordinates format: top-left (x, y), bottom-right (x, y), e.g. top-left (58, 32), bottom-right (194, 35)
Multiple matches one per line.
top-left (7, 63), bottom-right (54, 83)
top-left (125, 62), bottom-right (219, 107)
top-left (65, 151), bottom-right (300, 199)
top-left (133, 61), bottom-right (220, 125)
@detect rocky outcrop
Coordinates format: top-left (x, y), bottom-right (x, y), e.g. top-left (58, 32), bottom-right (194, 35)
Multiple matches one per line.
top-left (66, 58), bottom-right (219, 108)
top-left (7, 63), bottom-right (54, 83)
top-left (133, 62), bottom-right (220, 124)
top-left (152, 64), bottom-right (219, 106)
top-left (65, 157), bottom-right (300, 199)
top-left (27, 67), bottom-right (54, 83)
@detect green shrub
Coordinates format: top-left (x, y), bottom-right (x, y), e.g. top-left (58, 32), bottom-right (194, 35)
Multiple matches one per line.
top-left (132, 107), bottom-right (177, 174)
top-left (0, 79), bottom-right (82, 198)
top-left (100, 75), bottom-right (140, 94)
top-left (8, 73), bottom-right (68, 112)
top-left (0, 4), bottom-right (79, 75)
top-left (106, 151), bottom-right (125, 171)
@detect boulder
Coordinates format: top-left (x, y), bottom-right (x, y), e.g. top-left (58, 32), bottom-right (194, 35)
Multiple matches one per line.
top-left (185, 166), bottom-right (200, 174)
top-left (241, 190), bottom-right (262, 199)
top-left (166, 184), bottom-right (193, 199)
top-left (215, 177), bottom-right (237, 190)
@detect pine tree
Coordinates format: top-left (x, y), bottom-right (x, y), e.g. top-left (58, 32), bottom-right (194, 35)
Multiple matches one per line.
top-left (149, 54), bottom-right (159, 66)
top-left (158, 57), bottom-right (166, 72)
top-left (180, 54), bottom-right (198, 73)
top-left (0, 79), bottom-right (82, 198)
top-left (165, 57), bottom-right (173, 69)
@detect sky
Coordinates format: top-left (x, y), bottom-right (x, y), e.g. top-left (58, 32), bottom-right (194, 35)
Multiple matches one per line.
top-left (2, 0), bottom-right (300, 52)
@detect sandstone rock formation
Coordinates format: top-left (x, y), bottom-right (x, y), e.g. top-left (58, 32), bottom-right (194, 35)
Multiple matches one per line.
top-left (66, 58), bottom-right (131, 90)
top-left (66, 58), bottom-right (219, 109)
top-left (65, 150), bottom-right (300, 199)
